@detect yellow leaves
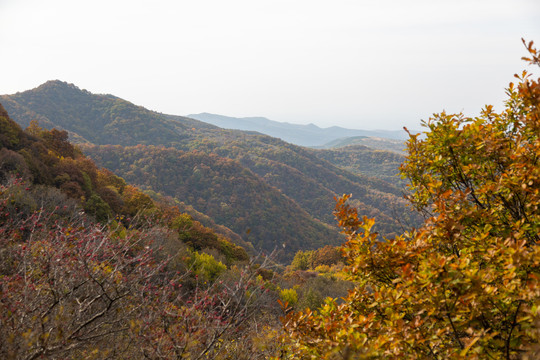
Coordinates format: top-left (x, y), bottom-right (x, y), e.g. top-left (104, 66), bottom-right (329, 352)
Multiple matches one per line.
top-left (283, 40), bottom-right (540, 359)
top-left (460, 335), bottom-right (482, 357)
top-left (482, 284), bottom-right (498, 296)
top-left (93, 262), bottom-right (113, 275)
top-left (457, 257), bottom-right (471, 270)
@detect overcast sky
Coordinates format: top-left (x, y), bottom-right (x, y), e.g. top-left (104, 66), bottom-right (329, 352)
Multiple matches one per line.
top-left (1, 0), bottom-right (539, 130)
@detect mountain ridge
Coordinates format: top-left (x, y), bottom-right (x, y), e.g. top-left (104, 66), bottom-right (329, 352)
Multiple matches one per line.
top-left (187, 112), bottom-right (410, 147)
top-left (1, 80), bottom-right (421, 259)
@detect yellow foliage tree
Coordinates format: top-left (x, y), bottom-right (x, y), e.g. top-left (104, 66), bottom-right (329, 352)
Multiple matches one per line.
top-left (281, 40), bottom-right (540, 359)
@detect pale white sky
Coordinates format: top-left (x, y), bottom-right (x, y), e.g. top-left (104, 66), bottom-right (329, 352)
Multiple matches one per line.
top-left (1, 0), bottom-right (539, 130)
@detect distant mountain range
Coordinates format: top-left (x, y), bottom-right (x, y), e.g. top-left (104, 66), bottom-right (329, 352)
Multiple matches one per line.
top-left (1, 80), bottom-right (420, 260)
top-left (187, 112), bottom-right (410, 148)
top-left (318, 136), bottom-right (407, 154)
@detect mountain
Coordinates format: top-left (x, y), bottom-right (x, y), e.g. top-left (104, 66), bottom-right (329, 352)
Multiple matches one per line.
top-left (1, 81), bottom-right (421, 259)
top-left (0, 101), bottom-right (250, 262)
top-left (318, 136), bottom-right (407, 154)
top-left (187, 112), bottom-right (410, 147)
top-left (311, 145), bottom-right (407, 187)
top-left (82, 144), bottom-right (340, 255)
top-left (0, 81), bottom-right (215, 146)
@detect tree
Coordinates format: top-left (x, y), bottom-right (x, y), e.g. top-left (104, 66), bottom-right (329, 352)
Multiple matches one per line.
top-left (281, 40), bottom-right (540, 359)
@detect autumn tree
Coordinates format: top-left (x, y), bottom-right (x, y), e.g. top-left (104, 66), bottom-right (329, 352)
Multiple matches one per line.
top-left (282, 40), bottom-right (540, 359)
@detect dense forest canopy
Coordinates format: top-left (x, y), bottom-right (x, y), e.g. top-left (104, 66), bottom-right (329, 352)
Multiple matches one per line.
top-left (82, 144), bottom-right (341, 257)
top-left (1, 81), bottom-right (420, 259)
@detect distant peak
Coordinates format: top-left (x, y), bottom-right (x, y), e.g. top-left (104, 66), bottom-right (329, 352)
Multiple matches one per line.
top-left (41, 80), bottom-right (77, 88)
top-left (27, 80), bottom-right (96, 97)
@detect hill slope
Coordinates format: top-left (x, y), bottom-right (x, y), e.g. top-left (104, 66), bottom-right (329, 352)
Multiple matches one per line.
top-left (311, 145), bottom-right (407, 187)
top-left (318, 135), bottom-right (407, 154)
top-left (83, 144), bottom-right (340, 255)
top-left (0, 101), bottom-right (250, 261)
top-left (1, 81), bottom-right (421, 257)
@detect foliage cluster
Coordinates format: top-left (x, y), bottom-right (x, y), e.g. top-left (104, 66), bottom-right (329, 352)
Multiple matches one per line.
top-left (279, 246), bottom-right (352, 311)
top-left (281, 41), bottom-right (540, 359)
top-left (290, 245), bottom-right (343, 272)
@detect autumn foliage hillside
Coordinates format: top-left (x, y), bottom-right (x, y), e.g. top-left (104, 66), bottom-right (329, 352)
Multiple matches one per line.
top-left (1, 101), bottom-right (253, 257)
top-left (2, 41), bottom-right (539, 359)
top-left (83, 144), bottom-right (340, 257)
top-left (0, 103), bottom-right (289, 358)
top-left (1, 82), bottom-right (421, 256)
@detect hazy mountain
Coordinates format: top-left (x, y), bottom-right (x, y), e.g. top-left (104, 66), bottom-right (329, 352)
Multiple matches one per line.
top-left (1, 80), bottom-right (421, 259)
top-left (187, 112), bottom-right (410, 147)
top-left (318, 136), bottom-right (408, 154)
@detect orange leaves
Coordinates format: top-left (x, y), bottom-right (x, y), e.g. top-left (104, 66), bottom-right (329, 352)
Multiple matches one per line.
top-left (282, 40), bottom-right (540, 359)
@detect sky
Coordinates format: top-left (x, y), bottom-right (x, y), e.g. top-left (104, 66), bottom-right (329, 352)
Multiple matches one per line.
top-left (1, 0), bottom-right (539, 130)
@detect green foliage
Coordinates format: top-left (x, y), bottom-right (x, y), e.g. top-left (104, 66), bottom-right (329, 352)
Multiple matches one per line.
top-left (290, 246), bottom-right (343, 272)
top-left (84, 193), bottom-right (112, 222)
top-left (121, 185), bottom-right (155, 216)
top-left (190, 251), bottom-right (227, 282)
top-left (171, 212), bottom-right (249, 265)
top-left (280, 288), bottom-right (298, 306)
top-left (171, 213), bottom-right (193, 231)
top-left (320, 135), bottom-right (407, 153)
top-left (290, 250), bottom-right (313, 271)
top-left (83, 145), bottom-right (341, 260)
top-left (0, 116), bottom-right (21, 148)
top-left (313, 144), bottom-right (407, 187)
top-left (2, 81), bottom-right (421, 257)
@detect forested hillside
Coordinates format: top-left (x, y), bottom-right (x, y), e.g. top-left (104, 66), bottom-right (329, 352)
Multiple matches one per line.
top-left (0, 81), bottom-right (214, 145)
top-left (318, 135), bottom-right (407, 153)
top-left (0, 103), bottom-right (249, 262)
top-left (0, 102), bottom-right (294, 358)
top-left (83, 144), bottom-right (340, 256)
top-left (312, 144), bottom-right (406, 187)
top-left (2, 81), bottom-right (421, 257)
